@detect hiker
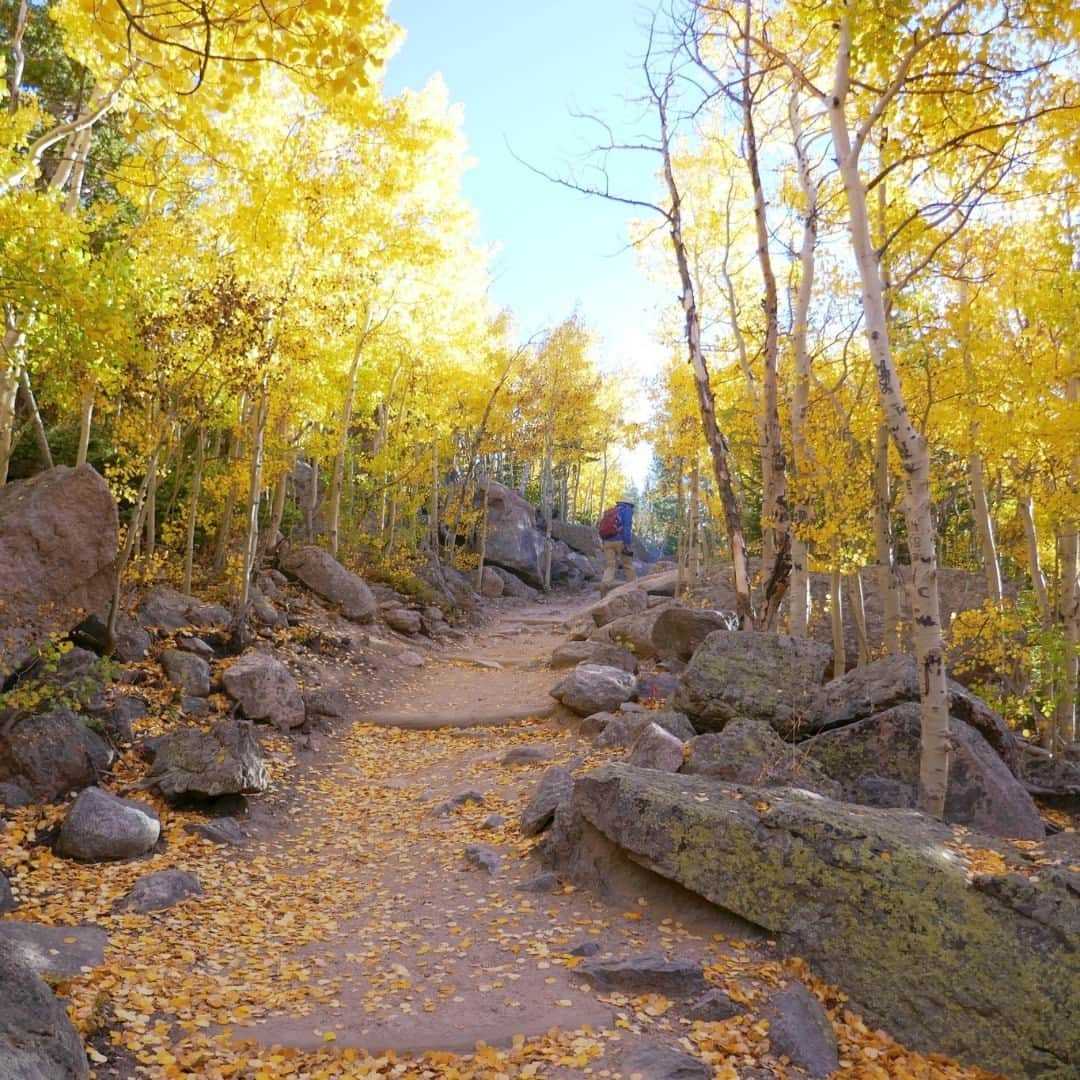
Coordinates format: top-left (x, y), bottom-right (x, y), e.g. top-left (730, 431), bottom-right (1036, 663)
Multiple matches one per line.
top-left (598, 497), bottom-right (636, 584)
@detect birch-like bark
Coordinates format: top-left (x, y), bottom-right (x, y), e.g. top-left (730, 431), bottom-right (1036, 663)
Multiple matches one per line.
top-left (1053, 373), bottom-right (1079, 744)
top-left (183, 429), bottom-right (206, 596)
top-left (304, 459), bottom-right (318, 543)
top-left (1018, 494), bottom-right (1051, 627)
top-left (848, 570), bottom-right (870, 667)
top-left (236, 386), bottom-right (269, 643)
top-left (18, 368), bottom-right (52, 469)
top-left (830, 12), bottom-right (950, 816)
top-left (76, 389), bottom-right (95, 466)
top-left (689, 461), bottom-right (701, 584)
top-left (787, 92), bottom-right (819, 638)
top-left (830, 569), bottom-right (846, 677)
top-left (658, 84), bottom-right (753, 627)
top-left (873, 423), bottom-right (903, 653)
top-left (0, 319), bottom-right (25, 484)
top-left (675, 461), bottom-right (686, 597)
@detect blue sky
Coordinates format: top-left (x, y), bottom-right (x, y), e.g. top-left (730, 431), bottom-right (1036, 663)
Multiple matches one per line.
top-left (384, 0), bottom-right (672, 481)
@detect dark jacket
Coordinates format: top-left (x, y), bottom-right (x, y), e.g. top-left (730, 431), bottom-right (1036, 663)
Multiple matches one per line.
top-left (614, 501), bottom-right (634, 545)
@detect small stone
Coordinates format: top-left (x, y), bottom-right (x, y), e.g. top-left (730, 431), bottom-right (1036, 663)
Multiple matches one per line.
top-left (434, 790), bottom-right (486, 816)
top-left (0, 871), bottom-right (16, 913)
top-left (114, 869), bottom-right (203, 914)
top-left (620, 1043), bottom-right (711, 1080)
top-left (763, 983), bottom-right (839, 1079)
top-left (184, 817), bottom-right (245, 846)
top-left (480, 814), bottom-right (507, 830)
top-left (570, 941), bottom-right (602, 957)
top-left (685, 988), bottom-right (741, 1022)
top-left (160, 648), bottom-right (211, 697)
top-left (55, 788), bottom-right (160, 862)
top-left (500, 745), bottom-right (556, 766)
top-left (0, 782), bottom-right (32, 808)
top-left (515, 872), bottom-right (559, 893)
top-left (398, 650), bottom-right (425, 668)
top-left (579, 954), bottom-right (707, 996)
top-left (464, 844), bottom-right (500, 874)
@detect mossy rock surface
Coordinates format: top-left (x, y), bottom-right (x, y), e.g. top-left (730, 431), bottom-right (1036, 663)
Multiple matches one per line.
top-left (568, 764), bottom-right (1079, 1078)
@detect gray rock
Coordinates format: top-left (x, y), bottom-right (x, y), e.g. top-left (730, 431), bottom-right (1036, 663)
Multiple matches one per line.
top-left (803, 704), bottom-right (1044, 839)
top-left (856, 774), bottom-right (916, 808)
top-left (464, 843), bottom-right (500, 874)
top-left (480, 814), bottom-right (507, 830)
top-left (56, 787), bottom-right (160, 861)
top-left (251, 594), bottom-right (287, 627)
top-left (650, 607), bottom-right (740, 661)
top-left (148, 718), bottom-right (267, 802)
top-left (763, 983), bottom-right (839, 1079)
top-left (550, 663), bottom-right (636, 716)
top-left (398, 650), bottom-right (425, 668)
top-left (137, 585), bottom-right (196, 631)
top-left (278, 544), bottom-right (377, 622)
top-left (807, 653), bottom-right (1019, 770)
top-left (384, 607), bottom-right (423, 635)
top-left (182, 696), bottom-right (211, 718)
top-left (184, 816), bottom-right (245, 846)
top-left (579, 954), bottom-right (707, 996)
top-left (304, 688), bottom-right (351, 723)
top-left (105, 696), bottom-right (147, 744)
top-left (74, 609), bottom-right (150, 662)
top-left (114, 869), bottom-right (203, 914)
top-left (559, 764), bottom-right (1079, 1078)
top-left (626, 723), bottom-right (685, 772)
top-left (0, 781), bottom-right (31, 807)
top-left (487, 565), bottom-right (539, 600)
top-left (0, 707), bottom-right (101, 802)
top-left (479, 566), bottom-right (505, 598)
top-left (590, 588), bottom-right (649, 627)
top-left (673, 630), bottom-right (832, 736)
top-left (0, 921), bottom-right (107, 980)
top-left (682, 718), bottom-right (840, 798)
top-left (550, 519), bottom-right (602, 559)
top-left (587, 604), bottom-right (675, 660)
top-left (1016, 742), bottom-right (1080, 797)
top-left (160, 648), bottom-right (211, 697)
top-left (501, 745), bottom-right (557, 766)
top-left (595, 710), bottom-right (695, 749)
top-left (0, 464), bottom-right (118, 676)
top-left (516, 871), bottom-right (559, 893)
top-left (684, 988), bottom-right (741, 1022)
top-left (470, 480), bottom-right (546, 588)
top-left (0, 949), bottom-right (90, 1079)
top-left (550, 640), bottom-right (638, 673)
top-left (222, 650), bottom-right (305, 730)
top-left (570, 941), bottom-right (601, 957)
top-left (0, 871), bottom-right (15, 913)
top-left (636, 671), bottom-right (680, 703)
top-left (176, 635), bottom-right (215, 658)
top-left (434, 790), bottom-right (486, 816)
top-left (619, 1044), bottom-right (711, 1080)
top-left (188, 601), bottom-right (231, 628)
top-left (520, 765), bottom-right (574, 836)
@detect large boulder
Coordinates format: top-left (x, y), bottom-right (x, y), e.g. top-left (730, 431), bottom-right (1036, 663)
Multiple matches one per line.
top-left (222, 651), bottom-right (305, 730)
top-left (557, 764), bottom-right (1079, 1078)
top-left (479, 566), bottom-right (505, 598)
top-left (0, 464), bottom-right (118, 676)
top-left (0, 707), bottom-right (103, 802)
top-left (650, 607), bottom-right (739, 661)
top-left (146, 717), bottom-right (267, 802)
top-left (627, 723), bottom-right (685, 772)
top-left (550, 519), bottom-right (602, 559)
top-left (487, 565), bottom-right (539, 600)
top-left (594, 709), bottom-right (696, 749)
top-left (520, 765), bottom-right (574, 836)
top-left (550, 640), bottom-right (638, 673)
top-left (160, 649), bottom-right (211, 698)
top-left (588, 604), bottom-right (676, 660)
top-left (278, 545), bottom-right (376, 623)
top-left (803, 704), bottom-right (1044, 839)
top-left (673, 631), bottom-right (832, 736)
top-left (590, 588), bottom-right (649, 627)
top-left (55, 787), bottom-right (160, 861)
top-left (0, 949), bottom-right (90, 1080)
top-left (136, 586), bottom-right (230, 633)
top-left (806, 653), bottom-right (1019, 770)
top-left (550, 663), bottom-right (636, 716)
top-left (471, 480), bottom-right (546, 588)
top-left (682, 718), bottom-right (840, 798)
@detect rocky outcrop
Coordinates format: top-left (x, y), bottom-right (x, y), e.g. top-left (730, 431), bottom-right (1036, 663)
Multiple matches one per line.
top-left (0, 464), bottom-right (118, 675)
top-left (649, 607), bottom-right (739, 661)
top-left (593, 709), bottom-right (695, 748)
top-left (0, 949), bottom-right (90, 1079)
top-left (590, 589), bottom-right (649, 627)
top-left (487, 565), bottom-right (538, 599)
top-left (55, 787), bottom-right (160, 861)
top-left (147, 718), bottom-right (267, 802)
top-left (554, 764), bottom-right (1079, 1078)
top-left (803, 704), bottom-right (1044, 839)
top-left (0, 708), bottom-right (105, 803)
top-left (278, 545), bottom-right (376, 623)
top-left (136, 586), bottom-right (230, 632)
top-left (222, 651), bottom-right (305, 730)
top-left (550, 518), bottom-right (602, 559)
top-left (673, 631), bottom-right (832, 736)
top-left (471, 480), bottom-right (546, 588)
top-left (550, 640), bottom-right (638, 673)
top-left (550, 663), bottom-right (636, 716)
top-left (682, 718), bottom-right (840, 798)
top-left (383, 607), bottom-right (422, 636)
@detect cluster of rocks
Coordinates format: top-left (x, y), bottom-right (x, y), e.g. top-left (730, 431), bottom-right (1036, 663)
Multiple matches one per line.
top-left (537, 579), bottom-right (1080, 1078)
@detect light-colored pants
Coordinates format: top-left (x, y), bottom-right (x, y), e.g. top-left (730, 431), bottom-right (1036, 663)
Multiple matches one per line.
top-left (601, 540), bottom-right (636, 584)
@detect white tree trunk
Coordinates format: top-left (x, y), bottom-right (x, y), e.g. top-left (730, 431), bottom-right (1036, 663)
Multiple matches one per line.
top-left (1018, 494), bottom-right (1051, 627)
top-left (183, 428), bottom-right (206, 596)
top-left (830, 569), bottom-right (846, 678)
top-left (969, 452), bottom-right (1003, 603)
top-left (829, 15), bottom-right (950, 816)
top-left (873, 423), bottom-right (903, 654)
top-left (848, 570), bottom-right (870, 667)
top-left (1054, 374), bottom-right (1079, 744)
top-left (76, 389), bottom-right (95, 467)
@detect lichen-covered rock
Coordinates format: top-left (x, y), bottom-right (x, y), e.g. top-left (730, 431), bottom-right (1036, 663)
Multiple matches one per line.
top-left (803, 704), bottom-right (1044, 839)
top-left (550, 640), bottom-right (638, 673)
top-left (682, 718), bottom-right (840, 798)
top-left (0, 464), bottom-right (118, 676)
top-left (222, 651), bottom-right (304, 730)
top-left (550, 663), bottom-right (636, 716)
top-left (278, 544), bottom-right (377, 623)
top-left (147, 718), bottom-right (267, 802)
top-left (55, 787), bottom-right (160, 861)
top-left (0, 707), bottom-right (102, 802)
top-left (587, 605), bottom-right (674, 660)
top-left (160, 648), bottom-right (211, 698)
top-left (0, 949), bottom-right (90, 1079)
top-left (560, 763), bottom-right (1079, 1078)
top-left (673, 631), bottom-right (832, 735)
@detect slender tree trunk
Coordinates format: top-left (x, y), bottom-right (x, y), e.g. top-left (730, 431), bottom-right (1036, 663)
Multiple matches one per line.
top-left (848, 570), bottom-right (870, 666)
top-left (76, 389), bottom-right (94, 466)
top-left (475, 475), bottom-right (490, 591)
top-left (17, 368), bottom-right (52, 469)
top-left (1018, 494), bottom-right (1051, 627)
top-left (144, 442), bottom-right (157, 558)
top-left (541, 419), bottom-right (555, 592)
top-left (830, 569), bottom-right (846, 677)
top-left (690, 461), bottom-right (701, 584)
top-left (235, 386), bottom-right (269, 645)
top-left (969, 453), bottom-right (1003, 603)
top-left (658, 88), bottom-right (753, 627)
top-left (329, 342), bottom-right (365, 557)
top-left (183, 428), bottom-right (206, 596)
top-left (429, 443), bottom-right (440, 561)
top-left (830, 16), bottom-right (950, 816)
top-left (873, 423), bottom-right (903, 654)
top-left (675, 461), bottom-right (686, 597)
top-left (598, 443), bottom-right (609, 518)
top-left (1054, 374), bottom-right (1079, 744)
top-left (214, 424), bottom-right (241, 573)
top-left (304, 459), bottom-right (318, 543)
top-left (0, 320), bottom-right (25, 484)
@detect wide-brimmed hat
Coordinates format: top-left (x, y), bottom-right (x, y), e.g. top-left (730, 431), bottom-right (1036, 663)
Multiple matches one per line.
top-left (618, 495), bottom-right (635, 506)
